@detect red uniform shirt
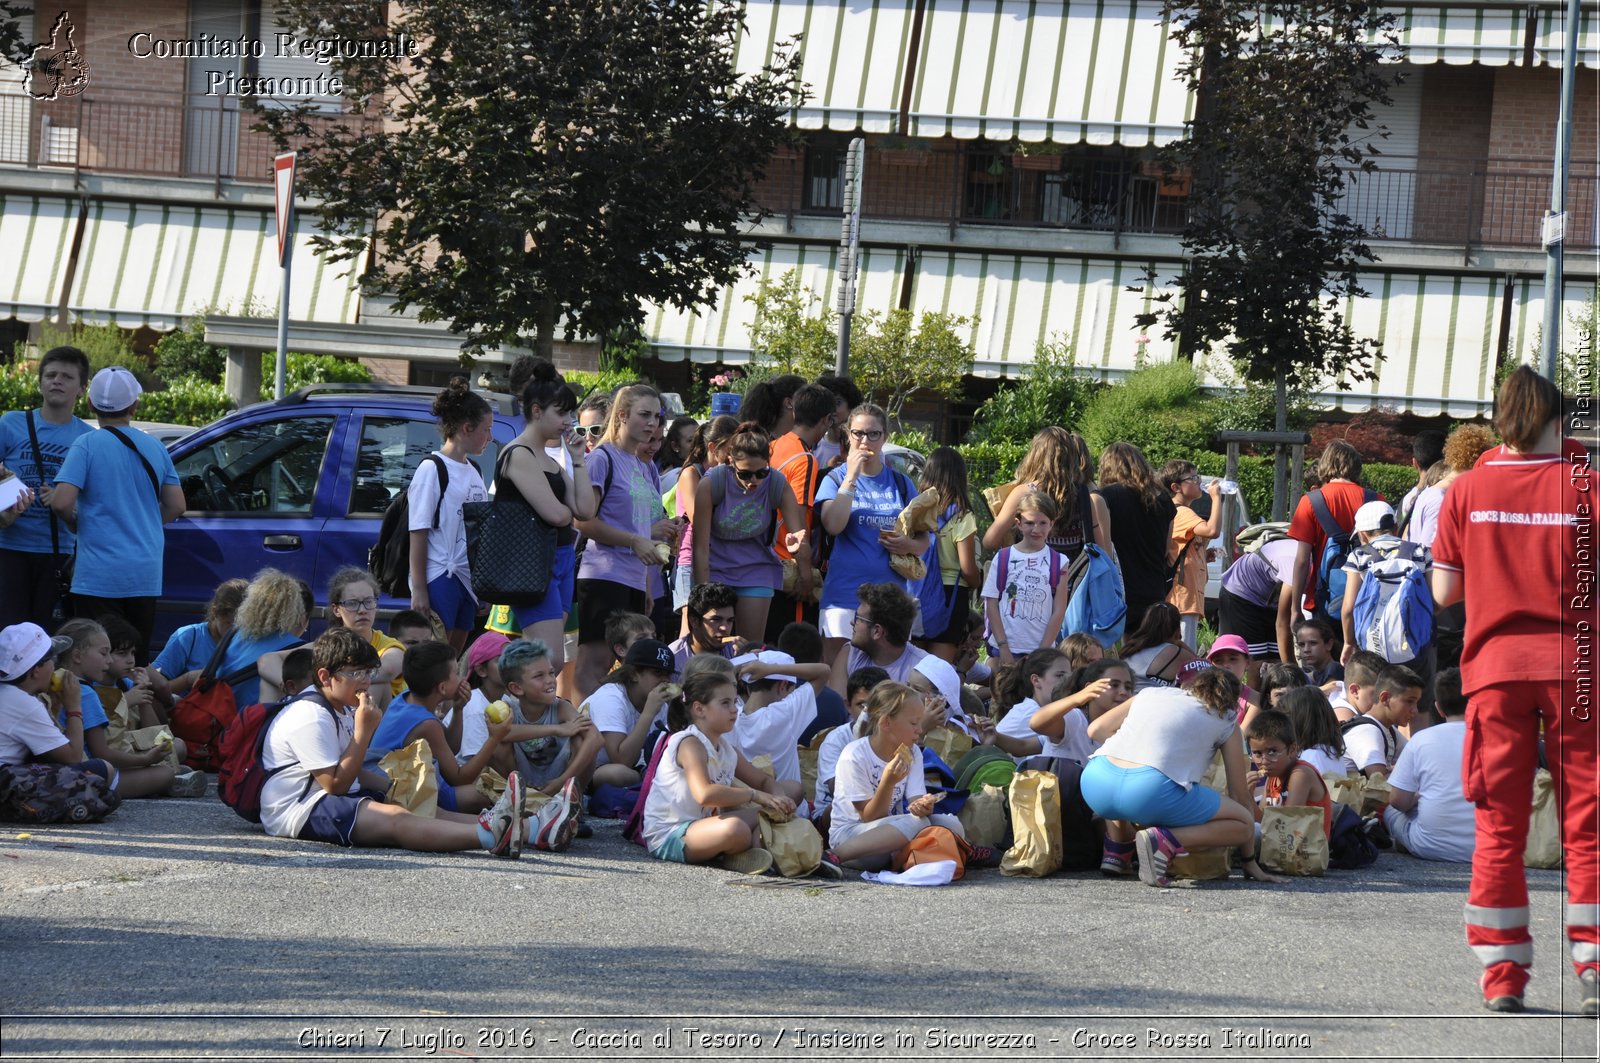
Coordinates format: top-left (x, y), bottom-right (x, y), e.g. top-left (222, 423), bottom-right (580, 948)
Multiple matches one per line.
top-left (1432, 448), bottom-right (1594, 696)
top-left (1287, 480), bottom-right (1381, 611)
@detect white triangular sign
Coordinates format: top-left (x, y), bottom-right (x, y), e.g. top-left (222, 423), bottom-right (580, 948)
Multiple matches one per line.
top-left (273, 152), bottom-right (297, 266)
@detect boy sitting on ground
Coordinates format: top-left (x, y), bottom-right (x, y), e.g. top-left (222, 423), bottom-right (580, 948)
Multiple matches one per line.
top-left (258, 627), bottom-right (539, 858)
top-left (1381, 668), bottom-right (1474, 863)
top-left (1341, 663), bottom-right (1424, 779)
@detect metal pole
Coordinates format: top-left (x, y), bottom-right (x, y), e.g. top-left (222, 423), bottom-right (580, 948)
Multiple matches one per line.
top-left (275, 200), bottom-right (292, 400)
top-left (1540, 0), bottom-right (1580, 382)
top-left (835, 137), bottom-right (864, 376)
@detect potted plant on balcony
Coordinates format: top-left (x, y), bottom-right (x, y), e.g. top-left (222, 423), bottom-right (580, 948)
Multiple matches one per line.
top-left (1010, 140), bottom-right (1064, 172)
top-left (876, 134), bottom-right (933, 168)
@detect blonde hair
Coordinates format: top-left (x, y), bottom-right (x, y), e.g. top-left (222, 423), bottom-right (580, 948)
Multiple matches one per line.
top-left (55, 618), bottom-right (107, 672)
top-left (234, 569), bottom-right (309, 640)
top-left (855, 680), bottom-right (924, 738)
top-left (1013, 427), bottom-right (1094, 538)
top-left (602, 383), bottom-right (662, 446)
top-left (1443, 423), bottom-right (1497, 472)
top-left (1013, 489), bottom-right (1059, 523)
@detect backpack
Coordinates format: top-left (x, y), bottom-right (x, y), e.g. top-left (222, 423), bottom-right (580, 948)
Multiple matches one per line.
top-left (1236, 521), bottom-right (1291, 556)
top-left (892, 825), bottom-right (972, 879)
top-left (217, 691), bottom-right (335, 824)
top-left (623, 731), bottom-right (672, 846)
top-left (953, 745), bottom-right (1017, 794)
top-left (1349, 540), bottom-right (1434, 662)
top-left (1058, 543), bottom-right (1127, 649)
top-left (1326, 801), bottom-right (1379, 869)
top-left (370, 453), bottom-right (448, 597)
top-left (1307, 487), bottom-right (1376, 620)
top-left (169, 631), bottom-right (259, 772)
top-left (573, 443), bottom-right (622, 565)
top-left (0, 762), bottom-right (122, 824)
top-left (912, 505), bottom-right (961, 641)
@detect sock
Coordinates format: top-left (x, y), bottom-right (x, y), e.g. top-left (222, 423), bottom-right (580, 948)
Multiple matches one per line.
top-left (476, 816), bottom-right (497, 850)
top-left (1104, 839), bottom-right (1135, 854)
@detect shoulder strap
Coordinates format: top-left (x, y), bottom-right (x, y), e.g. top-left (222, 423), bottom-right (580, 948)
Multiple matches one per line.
top-left (1306, 488), bottom-right (1344, 544)
top-left (893, 470), bottom-right (914, 508)
top-left (707, 463), bottom-right (726, 507)
top-left (24, 411), bottom-right (61, 558)
top-left (426, 453), bottom-right (448, 529)
top-left (1148, 643), bottom-right (1183, 681)
top-left (997, 546), bottom-right (1010, 589)
top-left (1079, 484), bottom-right (1095, 535)
top-left (595, 443), bottom-right (617, 501)
top-left (104, 427), bottom-right (160, 498)
top-left (197, 629), bottom-right (237, 686)
top-left (1048, 548), bottom-right (1062, 592)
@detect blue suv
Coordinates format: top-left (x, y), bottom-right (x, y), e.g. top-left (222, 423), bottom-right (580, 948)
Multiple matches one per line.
top-left (157, 384), bottom-right (521, 647)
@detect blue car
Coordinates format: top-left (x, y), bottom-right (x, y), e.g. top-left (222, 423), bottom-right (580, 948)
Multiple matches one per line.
top-left (156, 384), bottom-right (521, 648)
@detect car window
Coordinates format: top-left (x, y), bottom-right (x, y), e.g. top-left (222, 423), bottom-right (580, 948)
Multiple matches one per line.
top-left (175, 416), bottom-right (334, 515)
top-left (350, 417), bottom-right (500, 515)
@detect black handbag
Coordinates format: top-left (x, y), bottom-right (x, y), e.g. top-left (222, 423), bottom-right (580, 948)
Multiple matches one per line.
top-left (463, 445), bottom-right (556, 606)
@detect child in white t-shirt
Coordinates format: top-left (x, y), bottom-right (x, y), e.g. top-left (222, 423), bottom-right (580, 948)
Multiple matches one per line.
top-left (1277, 687), bottom-right (1347, 777)
top-left (1381, 667), bottom-right (1475, 863)
top-left (822, 682), bottom-right (976, 874)
top-left (407, 380), bottom-right (492, 652)
top-left (259, 628), bottom-right (532, 858)
top-left (982, 490), bottom-right (1071, 664)
top-left (732, 650), bottom-right (827, 804)
top-left (1027, 658), bottom-right (1134, 765)
top-left (640, 671), bottom-right (797, 874)
top-left (991, 647), bottom-right (1073, 763)
top-left (815, 665), bottom-right (889, 809)
top-left (1341, 664), bottom-right (1423, 778)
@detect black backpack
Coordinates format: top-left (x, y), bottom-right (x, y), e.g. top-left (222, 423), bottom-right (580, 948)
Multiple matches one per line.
top-left (370, 454), bottom-right (447, 597)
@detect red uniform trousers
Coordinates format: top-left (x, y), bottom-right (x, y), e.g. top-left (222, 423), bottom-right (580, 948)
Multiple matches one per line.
top-left (1462, 680), bottom-right (1599, 998)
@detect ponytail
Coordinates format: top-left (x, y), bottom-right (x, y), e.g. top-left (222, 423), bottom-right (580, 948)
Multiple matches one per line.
top-left (671, 671), bottom-right (737, 733)
top-left (994, 647), bottom-right (1067, 718)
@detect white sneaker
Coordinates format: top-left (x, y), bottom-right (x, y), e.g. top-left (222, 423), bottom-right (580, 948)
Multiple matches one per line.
top-left (530, 779), bottom-right (578, 852)
top-left (478, 771), bottom-right (526, 859)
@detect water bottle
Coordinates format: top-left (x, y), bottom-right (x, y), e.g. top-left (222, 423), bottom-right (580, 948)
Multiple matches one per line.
top-left (1219, 479), bottom-right (1239, 496)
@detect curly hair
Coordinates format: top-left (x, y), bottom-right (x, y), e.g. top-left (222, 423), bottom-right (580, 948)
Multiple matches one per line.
top-left (1188, 665), bottom-right (1242, 720)
top-left (234, 569), bottom-right (309, 640)
top-left (432, 376), bottom-right (492, 440)
top-left (1442, 423), bottom-right (1497, 472)
top-left (1098, 441), bottom-right (1167, 511)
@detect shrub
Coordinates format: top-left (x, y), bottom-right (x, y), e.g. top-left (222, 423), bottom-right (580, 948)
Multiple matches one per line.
top-left (1362, 462), bottom-right (1417, 506)
top-left (965, 334), bottom-right (1099, 445)
top-left (0, 361), bottom-right (46, 415)
top-left (154, 315), bottom-right (226, 383)
top-left (1308, 408), bottom-right (1412, 466)
top-left (29, 322), bottom-right (145, 381)
top-left (890, 428), bottom-right (936, 456)
top-left (1192, 452), bottom-right (1275, 523)
top-left (566, 368), bottom-right (653, 401)
top-left (269, 353), bottom-right (373, 397)
top-left (746, 271), bottom-right (837, 380)
top-left (1080, 361), bottom-right (1221, 460)
top-left (135, 377), bottom-right (235, 427)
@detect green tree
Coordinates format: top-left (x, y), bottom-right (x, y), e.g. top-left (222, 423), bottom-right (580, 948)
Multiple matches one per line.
top-left (746, 271), bottom-right (838, 379)
top-left (964, 334), bottom-right (1098, 444)
top-left (1138, 0), bottom-right (1403, 422)
top-left (153, 315), bottom-right (227, 384)
top-left (849, 309), bottom-right (975, 424)
top-left (261, 1), bottom-right (800, 358)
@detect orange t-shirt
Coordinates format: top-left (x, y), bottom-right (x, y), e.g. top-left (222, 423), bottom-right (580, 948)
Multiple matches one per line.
top-left (1166, 505), bottom-right (1209, 616)
top-left (771, 431), bottom-right (821, 562)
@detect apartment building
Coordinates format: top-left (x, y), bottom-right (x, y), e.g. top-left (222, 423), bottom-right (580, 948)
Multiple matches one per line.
top-left (1, 2), bottom-right (1595, 417)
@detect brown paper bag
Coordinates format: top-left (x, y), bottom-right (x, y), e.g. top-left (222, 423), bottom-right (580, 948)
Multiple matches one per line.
top-left (779, 558), bottom-right (822, 602)
top-left (1259, 805), bottom-right (1329, 876)
top-left (888, 488), bottom-right (943, 581)
top-left (127, 725), bottom-right (181, 771)
top-left (1325, 772), bottom-right (1364, 814)
top-left (798, 746), bottom-right (820, 809)
top-left (923, 726), bottom-right (973, 768)
top-left (957, 783), bottom-right (1008, 849)
top-left (758, 812), bottom-right (823, 877)
top-left (474, 767), bottom-right (551, 811)
top-left (1167, 847), bottom-right (1232, 880)
top-left (379, 739), bottom-right (439, 817)
top-left (1198, 750), bottom-right (1227, 795)
top-left (982, 480), bottom-right (1021, 517)
top-left (1525, 768), bottom-right (1563, 869)
top-left (1000, 770), bottom-right (1062, 877)
top-left (1359, 772), bottom-right (1392, 816)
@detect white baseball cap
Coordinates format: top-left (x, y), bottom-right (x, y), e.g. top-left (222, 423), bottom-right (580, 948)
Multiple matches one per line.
top-left (88, 366), bottom-right (143, 412)
top-left (1353, 500), bottom-right (1396, 533)
top-left (0, 623), bottom-right (73, 682)
top-left (733, 649), bottom-right (798, 683)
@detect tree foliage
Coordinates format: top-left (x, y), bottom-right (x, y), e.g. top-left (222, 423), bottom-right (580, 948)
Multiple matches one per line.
top-left (1138, 1), bottom-right (1404, 394)
top-left (850, 309), bottom-right (976, 423)
top-left (746, 271), bottom-right (838, 380)
top-left (260, 1), bottom-right (800, 357)
top-left (964, 334), bottom-right (1099, 444)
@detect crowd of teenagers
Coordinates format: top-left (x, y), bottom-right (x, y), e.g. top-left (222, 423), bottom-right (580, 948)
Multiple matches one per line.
top-left (0, 349), bottom-right (1592, 1016)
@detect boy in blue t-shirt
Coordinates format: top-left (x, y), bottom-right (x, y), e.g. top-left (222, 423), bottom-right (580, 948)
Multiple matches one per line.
top-left (0, 346), bottom-right (93, 630)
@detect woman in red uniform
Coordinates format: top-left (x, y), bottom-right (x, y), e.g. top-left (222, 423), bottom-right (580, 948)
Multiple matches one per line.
top-left (1432, 367), bottom-right (1597, 1016)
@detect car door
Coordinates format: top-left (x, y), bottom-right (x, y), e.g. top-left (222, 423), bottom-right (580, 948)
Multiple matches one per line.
top-left (313, 407), bottom-right (515, 615)
top-left (157, 410), bottom-right (339, 646)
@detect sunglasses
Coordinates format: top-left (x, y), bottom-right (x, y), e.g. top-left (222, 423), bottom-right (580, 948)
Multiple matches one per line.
top-left (570, 424), bottom-right (605, 438)
top-left (733, 466), bottom-right (771, 483)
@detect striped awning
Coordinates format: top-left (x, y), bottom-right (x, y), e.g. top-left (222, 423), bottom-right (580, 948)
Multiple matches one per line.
top-left (908, 0), bottom-right (1194, 144)
top-left (645, 242), bottom-right (909, 362)
top-left (0, 194), bottom-right (78, 322)
top-left (1386, 5), bottom-right (1599, 68)
top-left (68, 201), bottom-right (365, 331)
top-left (734, 0), bottom-right (915, 133)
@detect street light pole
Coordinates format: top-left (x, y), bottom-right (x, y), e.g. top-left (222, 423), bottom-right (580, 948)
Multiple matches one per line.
top-left (1539, 0), bottom-right (1580, 383)
top-left (835, 137), bottom-right (864, 376)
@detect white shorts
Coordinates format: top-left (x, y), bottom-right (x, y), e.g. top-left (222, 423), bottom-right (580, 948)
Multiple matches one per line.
top-left (820, 607), bottom-right (855, 639)
top-left (832, 812), bottom-right (965, 846)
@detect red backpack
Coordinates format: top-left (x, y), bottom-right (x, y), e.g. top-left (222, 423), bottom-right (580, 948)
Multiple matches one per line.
top-left (169, 632), bottom-right (258, 772)
top-left (217, 692), bottom-right (333, 823)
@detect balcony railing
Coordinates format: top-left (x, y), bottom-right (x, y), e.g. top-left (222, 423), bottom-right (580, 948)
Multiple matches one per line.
top-left (0, 92), bottom-right (372, 187)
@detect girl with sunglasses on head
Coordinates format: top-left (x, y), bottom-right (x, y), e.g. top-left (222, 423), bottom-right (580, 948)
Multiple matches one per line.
top-left (670, 416), bottom-right (737, 635)
top-left (692, 422), bottom-right (808, 643)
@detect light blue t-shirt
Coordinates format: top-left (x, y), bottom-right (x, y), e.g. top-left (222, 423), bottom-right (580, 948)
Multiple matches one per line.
top-left (57, 680), bottom-right (111, 733)
top-left (54, 426), bottom-right (180, 598)
top-left (151, 623), bottom-right (300, 708)
top-left (814, 464), bottom-right (914, 610)
top-left (0, 409), bottom-right (93, 555)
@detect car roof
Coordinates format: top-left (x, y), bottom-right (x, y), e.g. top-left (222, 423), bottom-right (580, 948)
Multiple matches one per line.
top-left (270, 383), bottom-right (518, 416)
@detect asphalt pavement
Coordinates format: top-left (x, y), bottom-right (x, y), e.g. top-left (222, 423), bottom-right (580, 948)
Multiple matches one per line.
top-left (2, 796), bottom-right (1597, 1061)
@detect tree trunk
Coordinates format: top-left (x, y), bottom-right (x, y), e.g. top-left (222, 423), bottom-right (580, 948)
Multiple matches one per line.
top-left (1272, 363), bottom-right (1289, 520)
top-left (535, 294), bottom-right (557, 360)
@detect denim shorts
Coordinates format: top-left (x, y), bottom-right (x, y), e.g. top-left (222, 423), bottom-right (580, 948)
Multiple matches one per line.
top-left (648, 820), bottom-right (693, 862)
top-left (1080, 757), bottom-right (1222, 828)
top-left (512, 543), bottom-right (578, 629)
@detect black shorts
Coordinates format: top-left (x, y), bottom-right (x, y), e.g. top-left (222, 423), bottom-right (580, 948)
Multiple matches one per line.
top-left (928, 585), bottom-right (975, 645)
top-left (1217, 585), bottom-right (1278, 659)
top-left (574, 578), bottom-right (649, 643)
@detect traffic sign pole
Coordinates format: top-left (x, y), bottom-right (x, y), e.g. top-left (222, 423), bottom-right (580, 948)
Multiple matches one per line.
top-left (273, 152), bottom-right (297, 400)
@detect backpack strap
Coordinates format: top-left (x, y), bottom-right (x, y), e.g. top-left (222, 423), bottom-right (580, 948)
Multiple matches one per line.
top-left (196, 629), bottom-right (237, 688)
top-left (1306, 488), bottom-right (1345, 544)
top-left (24, 410), bottom-right (63, 562)
top-left (103, 427), bottom-right (160, 498)
top-left (425, 453), bottom-right (448, 530)
top-left (997, 546), bottom-right (1011, 590)
top-left (1048, 548), bottom-right (1063, 593)
top-left (706, 463), bottom-right (727, 508)
top-left (1147, 643), bottom-right (1184, 682)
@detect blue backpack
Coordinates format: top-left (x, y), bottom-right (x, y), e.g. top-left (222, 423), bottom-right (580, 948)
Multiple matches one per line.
top-left (1349, 540), bottom-right (1434, 662)
top-left (1307, 487), bottom-right (1376, 620)
top-left (1058, 543), bottom-right (1126, 649)
top-left (913, 504), bottom-right (962, 639)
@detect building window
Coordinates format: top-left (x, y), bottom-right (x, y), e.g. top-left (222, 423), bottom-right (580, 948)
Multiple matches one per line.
top-left (802, 146), bottom-right (845, 211)
top-left (963, 147), bottom-right (1012, 221)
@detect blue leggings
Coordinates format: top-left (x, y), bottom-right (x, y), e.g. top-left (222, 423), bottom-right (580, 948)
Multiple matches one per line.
top-left (1080, 757), bottom-right (1222, 829)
